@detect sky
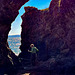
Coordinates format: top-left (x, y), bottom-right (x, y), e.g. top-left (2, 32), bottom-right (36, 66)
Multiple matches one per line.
top-left (8, 0), bottom-right (52, 35)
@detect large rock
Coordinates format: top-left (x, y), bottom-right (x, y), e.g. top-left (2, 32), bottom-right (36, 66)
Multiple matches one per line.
top-left (19, 0), bottom-right (75, 74)
top-left (0, 0), bottom-right (29, 74)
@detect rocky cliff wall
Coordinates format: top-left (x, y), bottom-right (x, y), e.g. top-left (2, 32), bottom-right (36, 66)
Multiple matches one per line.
top-left (19, 0), bottom-right (75, 74)
top-left (0, 0), bottom-right (29, 74)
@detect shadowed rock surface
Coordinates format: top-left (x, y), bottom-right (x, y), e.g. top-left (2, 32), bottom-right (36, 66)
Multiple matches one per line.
top-left (0, 0), bottom-right (29, 74)
top-left (19, 0), bottom-right (75, 74)
top-left (0, 0), bottom-right (75, 75)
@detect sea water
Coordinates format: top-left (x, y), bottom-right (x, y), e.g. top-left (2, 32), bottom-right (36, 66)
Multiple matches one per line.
top-left (8, 35), bottom-right (21, 56)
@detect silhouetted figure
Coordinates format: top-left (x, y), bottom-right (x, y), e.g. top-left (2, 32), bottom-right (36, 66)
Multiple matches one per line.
top-left (28, 44), bottom-right (39, 66)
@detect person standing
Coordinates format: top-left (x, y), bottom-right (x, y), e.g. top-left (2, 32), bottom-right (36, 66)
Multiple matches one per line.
top-left (28, 44), bottom-right (39, 66)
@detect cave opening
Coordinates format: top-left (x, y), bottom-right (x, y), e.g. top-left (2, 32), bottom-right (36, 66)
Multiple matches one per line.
top-left (8, 15), bottom-right (22, 56)
top-left (7, 7), bottom-right (24, 56)
top-left (7, 0), bottom-right (51, 56)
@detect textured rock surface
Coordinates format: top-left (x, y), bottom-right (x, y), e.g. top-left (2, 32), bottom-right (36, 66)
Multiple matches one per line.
top-left (19, 0), bottom-right (75, 74)
top-left (0, 0), bottom-right (29, 74)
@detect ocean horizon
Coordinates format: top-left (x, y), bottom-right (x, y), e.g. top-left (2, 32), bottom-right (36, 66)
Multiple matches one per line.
top-left (8, 35), bottom-right (21, 37)
top-left (8, 35), bottom-right (21, 56)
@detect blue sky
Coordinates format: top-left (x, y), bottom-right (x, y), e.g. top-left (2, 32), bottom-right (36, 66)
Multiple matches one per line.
top-left (9, 0), bottom-right (51, 35)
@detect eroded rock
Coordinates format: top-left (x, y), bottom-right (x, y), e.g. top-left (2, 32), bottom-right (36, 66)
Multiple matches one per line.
top-left (0, 0), bottom-right (29, 74)
top-left (19, 0), bottom-right (75, 74)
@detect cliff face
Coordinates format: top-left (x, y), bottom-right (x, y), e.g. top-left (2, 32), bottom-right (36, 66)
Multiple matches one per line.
top-left (49, 0), bottom-right (75, 52)
top-left (0, 0), bottom-right (29, 73)
top-left (20, 0), bottom-right (75, 73)
top-left (20, 7), bottom-right (49, 60)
